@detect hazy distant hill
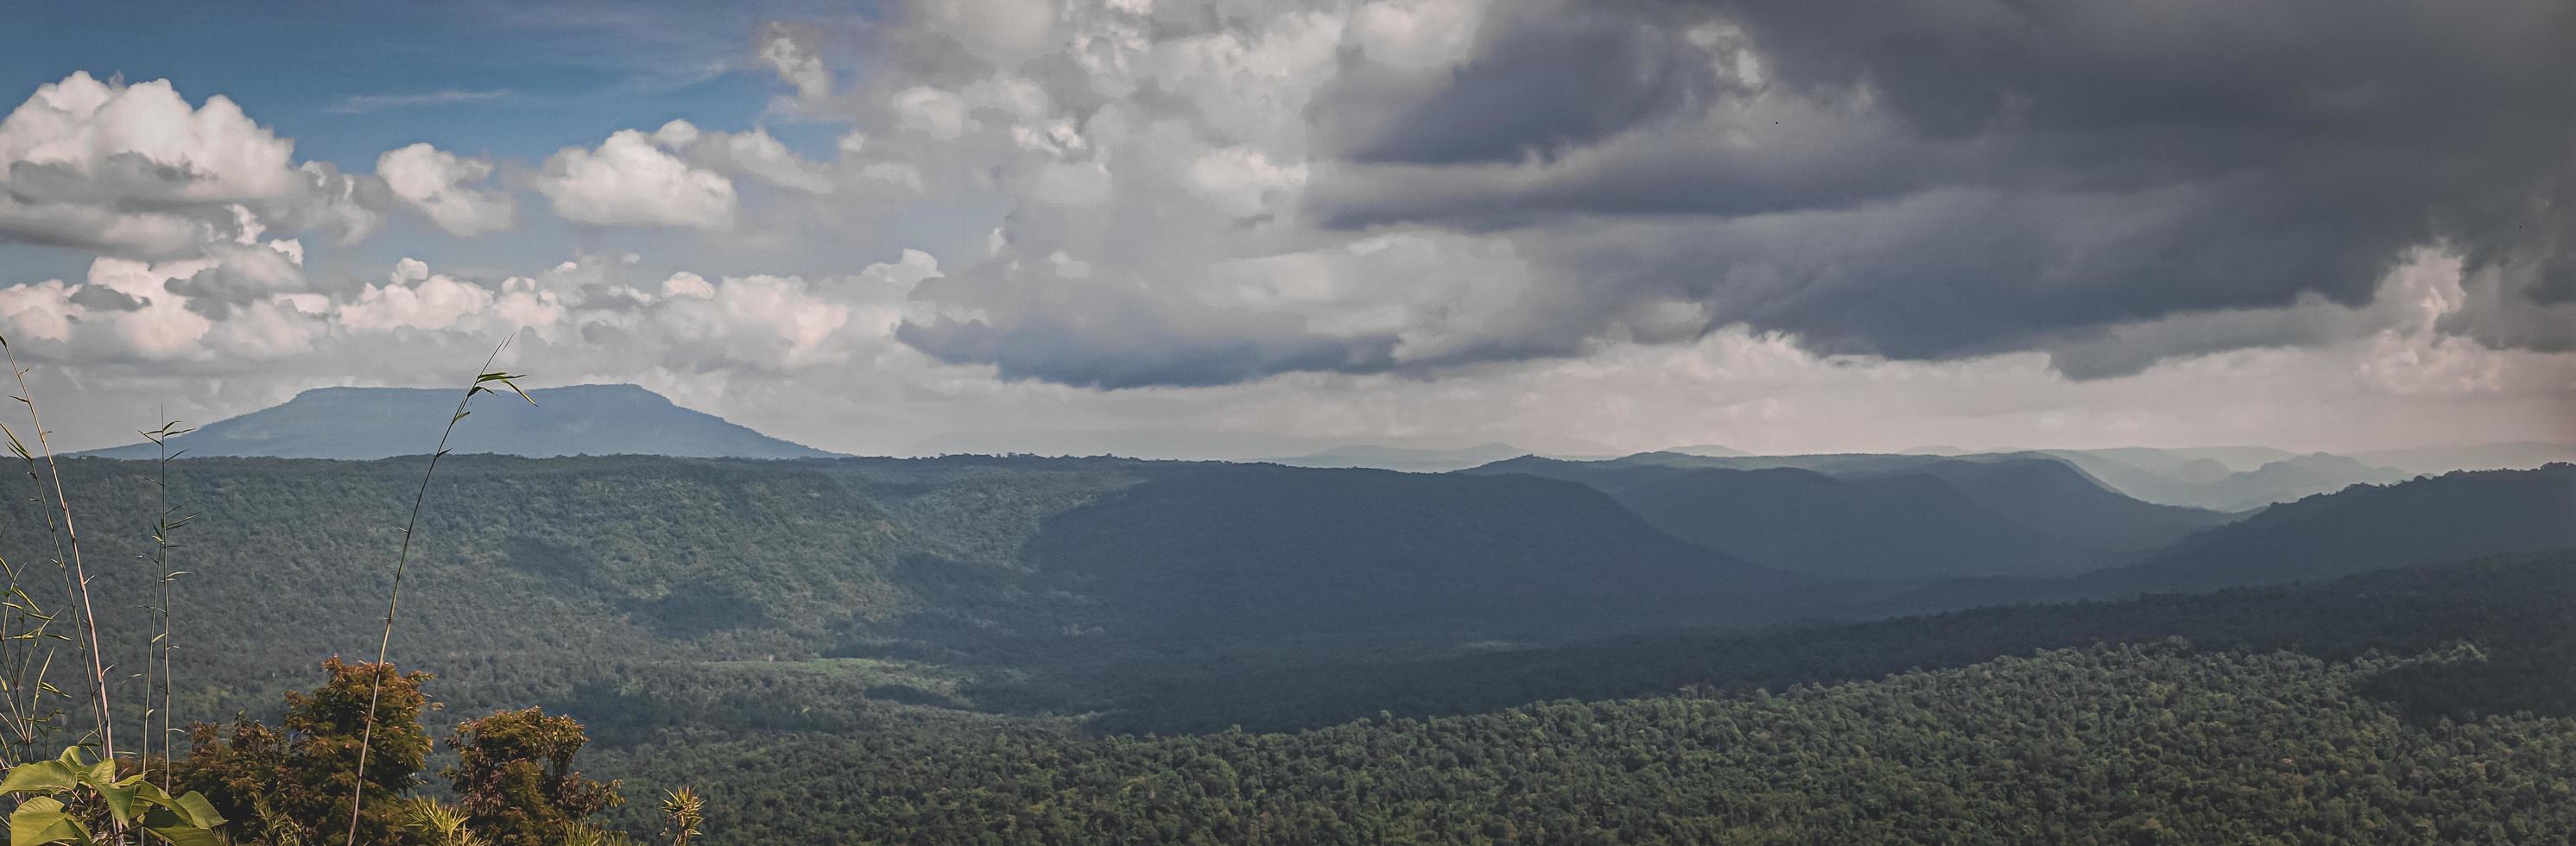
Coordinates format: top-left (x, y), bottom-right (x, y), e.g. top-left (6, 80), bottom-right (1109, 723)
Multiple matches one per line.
top-left (79, 384), bottom-right (835, 460)
top-left (1027, 464), bottom-right (1805, 636)
top-left (2351, 442), bottom-right (2576, 475)
top-left (1612, 467), bottom-right (2133, 578)
top-left (1468, 452), bottom-right (2230, 579)
top-left (2038, 449), bottom-right (2410, 511)
top-left (1261, 442), bottom-right (1535, 472)
top-left (2079, 464), bottom-right (2576, 594)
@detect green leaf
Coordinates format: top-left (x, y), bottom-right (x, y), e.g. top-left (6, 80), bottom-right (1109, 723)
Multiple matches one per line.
top-left (169, 790), bottom-right (226, 829)
top-left (0, 760), bottom-right (80, 794)
top-left (136, 806), bottom-right (224, 846)
top-left (10, 796), bottom-right (93, 845)
top-left (142, 824), bottom-right (221, 846)
top-left (92, 780), bottom-right (138, 822)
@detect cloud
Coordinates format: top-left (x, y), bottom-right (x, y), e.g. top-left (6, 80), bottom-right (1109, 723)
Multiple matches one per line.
top-left (1303, 0), bottom-right (2576, 376)
top-left (3, 2), bottom-right (2570, 459)
top-left (661, 125), bottom-right (836, 194)
top-left (0, 250), bottom-right (329, 363)
top-left (910, 0), bottom-right (1060, 66)
top-left (0, 72), bottom-right (384, 256)
top-left (756, 22), bottom-right (832, 104)
top-left (377, 142), bottom-right (517, 236)
top-left (535, 128), bottom-right (739, 229)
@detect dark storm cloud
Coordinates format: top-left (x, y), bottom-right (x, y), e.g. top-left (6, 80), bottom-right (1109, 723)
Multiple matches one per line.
top-left (1329, 9), bottom-right (1718, 166)
top-left (896, 285), bottom-right (1401, 389)
top-left (1313, 0), bottom-right (2576, 376)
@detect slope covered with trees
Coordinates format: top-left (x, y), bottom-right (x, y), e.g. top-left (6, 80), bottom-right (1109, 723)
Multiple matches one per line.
top-left (2079, 463), bottom-right (2576, 593)
top-left (599, 642), bottom-right (2576, 844)
top-left (1468, 454), bottom-right (2228, 579)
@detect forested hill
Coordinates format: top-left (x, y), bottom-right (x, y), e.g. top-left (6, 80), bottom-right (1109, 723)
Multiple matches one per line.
top-left (601, 548), bottom-right (2576, 843)
top-left (1466, 453), bottom-right (2230, 579)
top-left (79, 383), bottom-right (835, 459)
top-left (1015, 549), bottom-right (2576, 736)
top-left (20, 453), bottom-right (1808, 723)
top-left (1023, 464), bottom-right (1801, 636)
top-left (2079, 463), bottom-right (2576, 593)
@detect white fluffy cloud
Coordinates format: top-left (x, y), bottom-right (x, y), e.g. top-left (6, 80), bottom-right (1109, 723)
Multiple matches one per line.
top-left (535, 129), bottom-right (739, 230)
top-left (0, 72), bottom-right (360, 256)
top-left (376, 143), bottom-right (516, 236)
top-left (0, 245), bottom-right (327, 363)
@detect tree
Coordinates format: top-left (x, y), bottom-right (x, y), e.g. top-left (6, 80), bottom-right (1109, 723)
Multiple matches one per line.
top-left (443, 707), bottom-right (622, 845)
top-left (173, 658), bottom-right (436, 844)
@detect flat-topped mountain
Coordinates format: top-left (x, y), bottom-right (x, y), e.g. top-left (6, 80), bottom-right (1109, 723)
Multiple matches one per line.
top-left (79, 383), bottom-right (834, 460)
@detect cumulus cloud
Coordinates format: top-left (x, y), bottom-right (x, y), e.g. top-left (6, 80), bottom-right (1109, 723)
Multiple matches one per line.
top-left (0, 72), bottom-right (392, 262)
top-left (536, 128), bottom-right (739, 229)
top-left (377, 142), bottom-right (516, 236)
top-left (668, 125), bottom-right (836, 193)
top-left (0, 249), bottom-right (333, 364)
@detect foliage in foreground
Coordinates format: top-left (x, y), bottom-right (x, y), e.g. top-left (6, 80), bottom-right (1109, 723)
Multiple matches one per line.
top-left (0, 747), bottom-right (223, 845)
top-left (154, 660), bottom-right (631, 845)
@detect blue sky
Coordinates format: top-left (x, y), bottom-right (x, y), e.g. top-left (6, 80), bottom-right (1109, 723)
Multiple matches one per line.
top-left (3, 1), bottom-right (854, 168)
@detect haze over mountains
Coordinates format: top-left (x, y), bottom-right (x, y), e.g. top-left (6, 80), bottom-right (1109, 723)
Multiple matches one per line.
top-left (79, 384), bottom-right (2563, 518)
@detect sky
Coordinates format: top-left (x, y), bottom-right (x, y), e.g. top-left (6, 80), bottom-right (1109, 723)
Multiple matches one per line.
top-left (0, 0), bottom-right (2570, 457)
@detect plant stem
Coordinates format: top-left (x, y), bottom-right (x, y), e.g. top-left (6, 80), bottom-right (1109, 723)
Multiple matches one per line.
top-left (345, 339), bottom-right (529, 845)
top-left (2, 341), bottom-right (113, 767)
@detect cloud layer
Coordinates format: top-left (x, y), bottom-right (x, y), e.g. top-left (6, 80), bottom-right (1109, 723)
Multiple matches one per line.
top-left (0, 1), bottom-right (2569, 455)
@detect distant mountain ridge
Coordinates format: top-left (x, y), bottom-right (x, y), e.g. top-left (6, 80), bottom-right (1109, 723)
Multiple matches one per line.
top-left (2043, 449), bottom-right (2413, 511)
top-left (2080, 463), bottom-right (2576, 594)
top-left (1262, 443), bottom-right (1538, 473)
top-left (80, 384), bottom-right (834, 460)
top-left (1464, 451), bottom-right (2234, 579)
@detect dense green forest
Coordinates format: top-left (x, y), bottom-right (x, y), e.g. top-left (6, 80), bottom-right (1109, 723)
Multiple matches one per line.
top-left (990, 551), bottom-right (2576, 736)
top-left (3, 453), bottom-right (2570, 843)
top-left (594, 643), bottom-right (2576, 843)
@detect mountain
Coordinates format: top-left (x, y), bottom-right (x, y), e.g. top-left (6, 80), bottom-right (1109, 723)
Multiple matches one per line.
top-left (1610, 466), bottom-right (2131, 578)
top-left (2190, 452), bottom-right (2415, 511)
top-left (79, 384), bottom-right (834, 460)
top-left (2351, 441), bottom-right (2576, 475)
top-left (16, 454), bottom-right (1819, 726)
top-left (1024, 464), bottom-right (1805, 636)
top-left (2152, 445), bottom-right (2304, 471)
top-left (2038, 449), bottom-right (2410, 511)
top-left (1466, 452), bottom-right (2231, 579)
top-left (1840, 455), bottom-right (2235, 549)
top-left (1663, 444), bottom-right (1748, 458)
top-left (2077, 464), bottom-right (2576, 594)
top-left (1261, 442), bottom-right (1535, 472)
